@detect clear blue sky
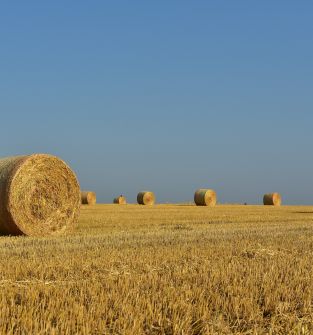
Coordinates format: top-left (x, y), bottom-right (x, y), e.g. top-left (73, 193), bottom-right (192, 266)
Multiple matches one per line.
top-left (1, 1), bottom-right (312, 204)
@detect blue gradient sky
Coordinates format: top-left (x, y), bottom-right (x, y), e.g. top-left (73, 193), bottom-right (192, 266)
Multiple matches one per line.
top-left (1, 1), bottom-right (312, 204)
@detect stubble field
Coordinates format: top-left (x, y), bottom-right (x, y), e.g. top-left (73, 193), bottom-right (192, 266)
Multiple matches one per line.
top-left (0, 204), bottom-right (312, 334)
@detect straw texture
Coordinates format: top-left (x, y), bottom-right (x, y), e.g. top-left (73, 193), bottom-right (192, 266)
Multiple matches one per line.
top-left (81, 191), bottom-right (97, 205)
top-left (0, 154), bottom-right (80, 236)
top-left (194, 189), bottom-right (217, 206)
top-left (137, 191), bottom-right (155, 205)
top-left (113, 195), bottom-right (127, 204)
top-left (263, 193), bottom-right (282, 206)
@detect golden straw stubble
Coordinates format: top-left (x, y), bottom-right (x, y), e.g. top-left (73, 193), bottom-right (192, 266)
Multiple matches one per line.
top-left (0, 154), bottom-right (81, 236)
top-left (194, 189), bottom-right (217, 206)
top-left (81, 191), bottom-right (97, 205)
top-left (113, 195), bottom-right (127, 204)
top-left (137, 191), bottom-right (155, 205)
top-left (263, 193), bottom-right (282, 206)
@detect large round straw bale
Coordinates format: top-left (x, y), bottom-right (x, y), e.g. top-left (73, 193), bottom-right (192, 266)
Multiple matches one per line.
top-left (194, 189), bottom-right (217, 206)
top-left (113, 195), bottom-right (127, 204)
top-left (0, 154), bottom-right (80, 236)
top-left (137, 191), bottom-right (155, 205)
top-left (81, 191), bottom-right (96, 205)
top-left (263, 193), bottom-right (282, 206)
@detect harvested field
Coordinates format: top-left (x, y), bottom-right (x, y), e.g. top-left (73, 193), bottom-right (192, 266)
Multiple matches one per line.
top-left (0, 204), bottom-right (312, 334)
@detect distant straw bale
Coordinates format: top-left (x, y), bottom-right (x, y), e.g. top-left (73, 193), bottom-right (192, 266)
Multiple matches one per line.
top-left (263, 193), bottom-right (282, 206)
top-left (0, 154), bottom-right (80, 236)
top-left (113, 195), bottom-right (127, 204)
top-left (194, 189), bottom-right (217, 206)
top-left (81, 191), bottom-right (96, 205)
top-left (137, 191), bottom-right (155, 205)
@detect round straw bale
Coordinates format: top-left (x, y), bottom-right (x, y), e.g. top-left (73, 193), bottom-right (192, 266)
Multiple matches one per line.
top-left (81, 191), bottom-right (97, 205)
top-left (194, 189), bottom-right (217, 206)
top-left (0, 154), bottom-right (80, 236)
top-left (113, 195), bottom-right (127, 204)
top-left (263, 193), bottom-right (282, 206)
top-left (137, 191), bottom-right (155, 205)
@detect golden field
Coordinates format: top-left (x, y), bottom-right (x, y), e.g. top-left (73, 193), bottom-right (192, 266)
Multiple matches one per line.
top-left (0, 204), bottom-right (312, 334)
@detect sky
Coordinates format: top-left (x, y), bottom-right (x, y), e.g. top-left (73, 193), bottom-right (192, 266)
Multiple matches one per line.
top-left (0, 1), bottom-right (312, 204)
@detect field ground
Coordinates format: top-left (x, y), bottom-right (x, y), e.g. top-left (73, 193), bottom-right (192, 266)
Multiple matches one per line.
top-left (0, 204), bottom-right (313, 334)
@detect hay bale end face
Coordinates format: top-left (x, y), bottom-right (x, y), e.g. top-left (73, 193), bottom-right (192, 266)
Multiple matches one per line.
top-left (81, 191), bottom-right (97, 205)
top-left (194, 189), bottom-right (217, 206)
top-left (263, 193), bottom-right (282, 206)
top-left (113, 195), bottom-right (127, 204)
top-left (137, 191), bottom-right (155, 205)
top-left (0, 154), bottom-right (81, 236)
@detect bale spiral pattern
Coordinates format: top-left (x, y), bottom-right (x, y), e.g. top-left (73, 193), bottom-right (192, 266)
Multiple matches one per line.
top-left (137, 191), bottom-right (155, 205)
top-left (0, 154), bottom-right (80, 236)
top-left (194, 189), bottom-right (217, 206)
top-left (113, 195), bottom-right (127, 204)
top-left (263, 193), bottom-right (282, 206)
top-left (81, 191), bottom-right (96, 205)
